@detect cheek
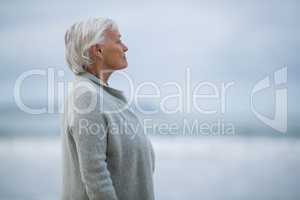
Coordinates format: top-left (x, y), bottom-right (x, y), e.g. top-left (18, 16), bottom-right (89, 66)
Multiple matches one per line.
top-left (105, 46), bottom-right (121, 58)
top-left (103, 47), bottom-right (125, 67)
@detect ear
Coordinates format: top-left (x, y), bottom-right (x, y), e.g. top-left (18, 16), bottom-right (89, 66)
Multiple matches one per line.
top-left (89, 44), bottom-right (103, 59)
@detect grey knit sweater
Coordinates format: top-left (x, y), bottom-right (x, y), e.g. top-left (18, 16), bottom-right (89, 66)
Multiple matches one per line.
top-left (60, 71), bottom-right (155, 200)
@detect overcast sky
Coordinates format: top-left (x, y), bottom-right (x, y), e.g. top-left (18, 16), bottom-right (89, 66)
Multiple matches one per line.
top-left (0, 0), bottom-right (299, 123)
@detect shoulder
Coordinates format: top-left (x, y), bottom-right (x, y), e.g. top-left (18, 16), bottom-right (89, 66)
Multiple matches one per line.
top-left (68, 77), bottom-right (105, 114)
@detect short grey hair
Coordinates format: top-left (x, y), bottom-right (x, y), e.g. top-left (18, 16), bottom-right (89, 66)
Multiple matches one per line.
top-left (64, 17), bottom-right (118, 74)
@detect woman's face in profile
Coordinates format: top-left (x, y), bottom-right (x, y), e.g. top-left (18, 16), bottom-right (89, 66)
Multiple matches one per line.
top-left (101, 29), bottom-right (128, 70)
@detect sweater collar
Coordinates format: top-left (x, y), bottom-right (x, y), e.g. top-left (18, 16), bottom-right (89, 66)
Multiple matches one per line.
top-left (80, 71), bottom-right (109, 87)
top-left (77, 71), bottom-right (127, 103)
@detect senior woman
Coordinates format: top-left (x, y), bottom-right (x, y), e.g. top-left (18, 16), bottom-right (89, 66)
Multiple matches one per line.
top-left (60, 17), bottom-right (155, 200)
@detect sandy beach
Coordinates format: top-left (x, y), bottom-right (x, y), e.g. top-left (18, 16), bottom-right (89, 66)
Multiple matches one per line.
top-left (0, 136), bottom-right (299, 200)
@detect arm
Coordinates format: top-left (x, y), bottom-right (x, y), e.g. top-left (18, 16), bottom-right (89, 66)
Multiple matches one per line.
top-left (70, 91), bottom-right (118, 200)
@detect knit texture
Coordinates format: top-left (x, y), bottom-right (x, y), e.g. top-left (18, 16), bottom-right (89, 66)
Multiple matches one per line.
top-left (60, 71), bottom-right (155, 200)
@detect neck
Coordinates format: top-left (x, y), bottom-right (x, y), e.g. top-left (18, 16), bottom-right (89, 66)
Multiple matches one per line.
top-left (85, 63), bottom-right (113, 85)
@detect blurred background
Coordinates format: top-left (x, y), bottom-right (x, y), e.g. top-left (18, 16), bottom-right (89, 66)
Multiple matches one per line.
top-left (0, 0), bottom-right (300, 199)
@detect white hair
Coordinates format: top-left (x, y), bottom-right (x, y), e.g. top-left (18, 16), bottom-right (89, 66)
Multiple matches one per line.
top-left (64, 17), bottom-right (118, 74)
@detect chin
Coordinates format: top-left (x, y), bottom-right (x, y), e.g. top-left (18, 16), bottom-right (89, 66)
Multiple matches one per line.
top-left (122, 63), bottom-right (128, 69)
top-left (119, 62), bottom-right (128, 69)
top-left (111, 60), bottom-right (128, 70)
